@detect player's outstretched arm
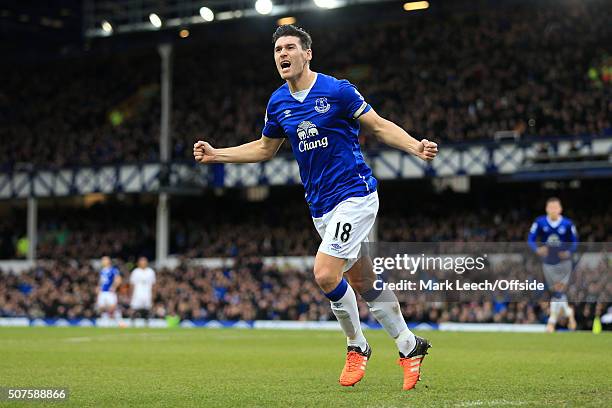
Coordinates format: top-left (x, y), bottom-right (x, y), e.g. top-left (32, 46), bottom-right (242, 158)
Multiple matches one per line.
top-left (193, 136), bottom-right (284, 164)
top-left (359, 109), bottom-right (438, 161)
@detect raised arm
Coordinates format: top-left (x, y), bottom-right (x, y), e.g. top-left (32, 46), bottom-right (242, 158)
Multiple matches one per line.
top-left (193, 136), bottom-right (285, 164)
top-left (358, 109), bottom-right (437, 161)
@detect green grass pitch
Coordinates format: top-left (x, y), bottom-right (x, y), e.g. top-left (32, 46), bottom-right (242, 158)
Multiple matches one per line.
top-left (0, 328), bottom-right (610, 407)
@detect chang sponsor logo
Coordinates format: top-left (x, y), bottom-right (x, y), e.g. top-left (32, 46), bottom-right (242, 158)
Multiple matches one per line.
top-left (297, 121), bottom-right (328, 153)
top-left (545, 234), bottom-right (561, 247)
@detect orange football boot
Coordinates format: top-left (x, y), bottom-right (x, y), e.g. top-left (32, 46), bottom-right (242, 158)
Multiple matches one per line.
top-left (398, 336), bottom-right (431, 390)
top-left (339, 345), bottom-right (372, 387)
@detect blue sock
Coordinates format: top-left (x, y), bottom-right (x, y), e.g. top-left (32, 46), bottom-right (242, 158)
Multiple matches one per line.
top-left (361, 286), bottom-right (382, 302)
top-left (324, 278), bottom-right (348, 302)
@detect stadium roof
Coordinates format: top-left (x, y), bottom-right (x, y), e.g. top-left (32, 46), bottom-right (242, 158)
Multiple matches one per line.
top-left (82, 0), bottom-right (402, 38)
top-left (0, 0), bottom-right (81, 37)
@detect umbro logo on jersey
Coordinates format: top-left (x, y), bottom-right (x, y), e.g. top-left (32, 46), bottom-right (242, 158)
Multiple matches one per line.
top-left (330, 243), bottom-right (342, 251)
top-left (314, 97), bottom-right (331, 114)
top-left (284, 109), bottom-right (292, 117)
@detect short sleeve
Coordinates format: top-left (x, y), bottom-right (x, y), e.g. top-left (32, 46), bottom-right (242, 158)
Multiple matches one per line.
top-left (262, 102), bottom-right (284, 138)
top-left (337, 80), bottom-right (371, 120)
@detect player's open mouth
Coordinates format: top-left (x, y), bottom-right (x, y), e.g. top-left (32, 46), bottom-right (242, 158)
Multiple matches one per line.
top-left (280, 61), bottom-right (291, 70)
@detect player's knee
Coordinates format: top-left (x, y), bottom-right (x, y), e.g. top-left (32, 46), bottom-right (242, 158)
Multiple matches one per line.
top-left (313, 264), bottom-right (341, 292)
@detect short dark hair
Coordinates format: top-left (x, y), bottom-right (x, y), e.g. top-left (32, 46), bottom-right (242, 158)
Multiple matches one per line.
top-left (272, 25), bottom-right (312, 50)
top-left (546, 197), bottom-right (561, 205)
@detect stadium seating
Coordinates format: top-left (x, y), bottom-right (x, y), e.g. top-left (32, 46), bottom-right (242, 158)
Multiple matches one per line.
top-left (0, 258), bottom-right (606, 331)
top-left (1, 2), bottom-right (610, 169)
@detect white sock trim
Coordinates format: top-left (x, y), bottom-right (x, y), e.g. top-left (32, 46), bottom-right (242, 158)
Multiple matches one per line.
top-left (395, 328), bottom-right (417, 355)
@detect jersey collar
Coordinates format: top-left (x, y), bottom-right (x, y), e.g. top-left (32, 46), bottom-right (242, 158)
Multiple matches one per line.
top-left (290, 72), bottom-right (318, 103)
top-left (546, 215), bottom-right (563, 228)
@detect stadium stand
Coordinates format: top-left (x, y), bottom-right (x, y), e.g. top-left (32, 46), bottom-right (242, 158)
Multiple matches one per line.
top-left (1, 258), bottom-right (608, 331)
top-left (0, 0), bottom-right (609, 333)
top-left (1, 182), bottom-right (610, 259)
top-left (1, 1), bottom-right (610, 169)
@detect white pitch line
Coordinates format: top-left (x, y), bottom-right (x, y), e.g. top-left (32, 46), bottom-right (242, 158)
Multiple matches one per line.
top-left (455, 400), bottom-right (528, 407)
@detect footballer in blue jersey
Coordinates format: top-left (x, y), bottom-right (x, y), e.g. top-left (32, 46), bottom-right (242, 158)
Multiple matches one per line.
top-left (262, 72), bottom-right (376, 218)
top-left (527, 197), bottom-right (578, 332)
top-left (96, 256), bottom-right (122, 320)
top-left (194, 25), bottom-right (437, 390)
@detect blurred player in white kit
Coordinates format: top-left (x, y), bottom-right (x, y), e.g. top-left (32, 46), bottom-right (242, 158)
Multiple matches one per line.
top-left (129, 256), bottom-right (156, 323)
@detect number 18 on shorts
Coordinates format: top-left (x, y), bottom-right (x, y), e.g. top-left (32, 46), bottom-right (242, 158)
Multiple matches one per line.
top-left (313, 192), bottom-right (379, 271)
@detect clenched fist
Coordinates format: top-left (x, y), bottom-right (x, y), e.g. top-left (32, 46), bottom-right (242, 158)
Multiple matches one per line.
top-left (417, 139), bottom-right (438, 161)
top-left (193, 141), bottom-right (216, 164)
top-left (536, 246), bottom-right (549, 257)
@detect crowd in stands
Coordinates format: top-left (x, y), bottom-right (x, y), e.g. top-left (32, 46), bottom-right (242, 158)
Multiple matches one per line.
top-left (1, 1), bottom-right (610, 169)
top-left (1, 186), bottom-right (609, 328)
top-left (0, 257), bottom-right (608, 330)
top-left (1, 198), bottom-right (610, 260)
top-left (2, 178), bottom-right (611, 260)
top-left (1, 0), bottom-right (610, 329)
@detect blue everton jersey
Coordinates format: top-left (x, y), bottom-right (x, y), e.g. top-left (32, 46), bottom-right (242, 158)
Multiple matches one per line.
top-left (262, 73), bottom-right (377, 217)
top-left (528, 216), bottom-right (578, 264)
top-left (100, 266), bottom-right (120, 292)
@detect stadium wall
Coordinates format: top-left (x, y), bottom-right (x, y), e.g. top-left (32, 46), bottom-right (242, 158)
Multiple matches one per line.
top-left (1, 136), bottom-right (609, 200)
top-left (0, 317), bottom-right (548, 333)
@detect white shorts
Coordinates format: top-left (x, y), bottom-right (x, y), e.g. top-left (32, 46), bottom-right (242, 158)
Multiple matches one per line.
top-left (313, 192), bottom-right (379, 272)
top-left (130, 297), bottom-right (152, 310)
top-left (97, 292), bottom-right (118, 309)
top-left (549, 300), bottom-right (574, 324)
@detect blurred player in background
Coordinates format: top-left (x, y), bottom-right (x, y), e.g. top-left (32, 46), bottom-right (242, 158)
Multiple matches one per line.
top-left (96, 256), bottom-right (122, 321)
top-left (194, 25), bottom-right (438, 391)
top-left (129, 256), bottom-right (156, 325)
top-left (528, 197), bottom-right (578, 332)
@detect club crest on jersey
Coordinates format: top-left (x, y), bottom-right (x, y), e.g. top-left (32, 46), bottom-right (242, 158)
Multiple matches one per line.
top-left (314, 97), bottom-right (331, 114)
